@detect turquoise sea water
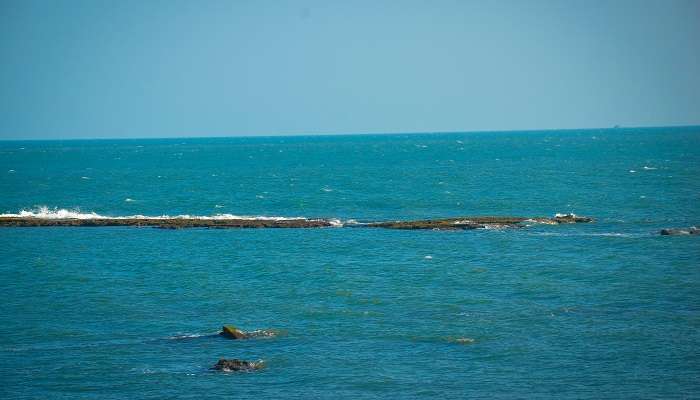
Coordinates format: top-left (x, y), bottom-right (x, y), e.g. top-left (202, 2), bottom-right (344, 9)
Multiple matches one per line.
top-left (1, 127), bottom-right (699, 399)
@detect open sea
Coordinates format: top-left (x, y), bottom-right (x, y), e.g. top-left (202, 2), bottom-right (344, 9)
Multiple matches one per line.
top-left (1, 127), bottom-right (699, 399)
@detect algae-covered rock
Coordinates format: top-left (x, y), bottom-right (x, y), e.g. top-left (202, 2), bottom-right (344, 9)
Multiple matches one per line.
top-left (220, 325), bottom-right (249, 339)
top-left (210, 358), bottom-right (263, 372)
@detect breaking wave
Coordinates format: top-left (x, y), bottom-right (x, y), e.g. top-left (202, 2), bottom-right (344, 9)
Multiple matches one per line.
top-left (0, 206), bottom-right (320, 222)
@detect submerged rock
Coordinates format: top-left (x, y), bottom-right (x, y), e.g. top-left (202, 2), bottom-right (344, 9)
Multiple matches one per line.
top-left (220, 325), bottom-right (249, 339)
top-left (447, 336), bottom-right (476, 345)
top-left (210, 358), bottom-right (264, 372)
top-left (660, 227), bottom-right (699, 236)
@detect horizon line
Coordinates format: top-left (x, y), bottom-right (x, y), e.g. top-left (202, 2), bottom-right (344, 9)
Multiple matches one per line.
top-left (1, 124), bottom-right (698, 142)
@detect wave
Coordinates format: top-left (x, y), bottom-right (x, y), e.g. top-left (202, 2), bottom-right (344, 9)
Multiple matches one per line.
top-left (528, 232), bottom-right (647, 238)
top-left (0, 207), bottom-right (105, 219)
top-left (0, 206), bottom-right (320, 222)
top-left (167, 332), bottom-right (219, 340)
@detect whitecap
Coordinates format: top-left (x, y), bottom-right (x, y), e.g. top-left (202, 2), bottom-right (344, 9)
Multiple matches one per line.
top-left (327, 219), bottom-right (343, 227)
top-left (424, 255), bottom-right (433, 259)
top-left (0, 207), bottom-right (312, 222)
top-left (528, 231), bottom-right (645, 238)
top-left (7, 169), bottom-right (15, 173)
top-left (643, 166), bottom-right (657, 170)
top-left (125, 198), bottom-right (135, 202)
top-left (81, 176), bottom-right (90, 180)
top-left (214, 204), bottom-right (225, 208)
top-left (554, 212), bottom-right (578, 218)
top-left (0, 206), bottom-right (104, 219)
top-left (168, 332), bottom-right (218, 340)
top-left (629, 170), bottom-right (636, 173)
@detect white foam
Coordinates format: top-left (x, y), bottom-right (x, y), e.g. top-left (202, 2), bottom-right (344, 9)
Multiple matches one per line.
top-left (0, 206), bottom-right (105, 219)
top-left (125, 198), bottom-right (135, 202)
top-left (327, 219), bottom-right (344, 227)
top-left (554, 213), bottom-right (578, 218)
top-left (528, 231), bottom-right (645, 238)
top-left (168, 332), bottom-right (215, 340)
top-left (643, 166), bottom-right (657, 170)
top-left (0, 207), bottom-right (314, 221)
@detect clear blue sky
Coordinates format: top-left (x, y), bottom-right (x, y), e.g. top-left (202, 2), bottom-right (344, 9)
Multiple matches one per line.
top-left (1, 0), bottom-right (699, 139)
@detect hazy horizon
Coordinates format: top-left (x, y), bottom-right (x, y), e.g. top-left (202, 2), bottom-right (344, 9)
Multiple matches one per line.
top-left (1, 123), bottom-right (699, 142)
top-left (2, 0), bottom-right (699, 140)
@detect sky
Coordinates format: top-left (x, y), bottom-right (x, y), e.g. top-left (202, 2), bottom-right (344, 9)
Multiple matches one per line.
top-left (0, 0), bottom-right (699, 139)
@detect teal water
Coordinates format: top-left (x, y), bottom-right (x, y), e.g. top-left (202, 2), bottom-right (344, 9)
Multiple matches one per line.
top-left (1, 127), bottom-right (699, 399)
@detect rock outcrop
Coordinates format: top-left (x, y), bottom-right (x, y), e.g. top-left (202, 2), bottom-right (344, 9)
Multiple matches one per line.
top-left (219, 325), bottom-right (249, 339)
top-left (210, 359), bottom-right (263, 372)
top-left (551, 213), bottom-right (594, 224)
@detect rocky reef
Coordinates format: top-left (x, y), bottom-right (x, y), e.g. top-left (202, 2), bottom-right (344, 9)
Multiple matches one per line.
top-left (0, 213), bottom-right (593, 230)
top-left (365, 214), bottom-right (593, 230)
top-left (0, 217), bottom-right (333, 229)
top-left (660, 227), bottom-right (699, 236)
top-left (210, 358), bottom-right (264, 372)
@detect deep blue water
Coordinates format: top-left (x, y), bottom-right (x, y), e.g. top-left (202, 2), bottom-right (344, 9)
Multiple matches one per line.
top-left (1, 127), bottom-right (699, 399)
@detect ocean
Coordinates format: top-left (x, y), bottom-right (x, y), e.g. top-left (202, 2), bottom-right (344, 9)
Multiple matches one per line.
top-left (1, 127), bottom-right (699, 399)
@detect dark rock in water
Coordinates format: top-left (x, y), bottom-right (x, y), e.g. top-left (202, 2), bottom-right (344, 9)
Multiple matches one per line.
top-left (366, 216), bottom-right (527, 230)
top-left (551, 213), bottom-right (594, 224)
top-left (660, 227), bottom-right (699, 236)
top-left (220, 325), bottom-right (249, 339)
top-left (211, 358), bottom-right (263, 372)
top-left (365, 214), bottom-right (594, 230)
